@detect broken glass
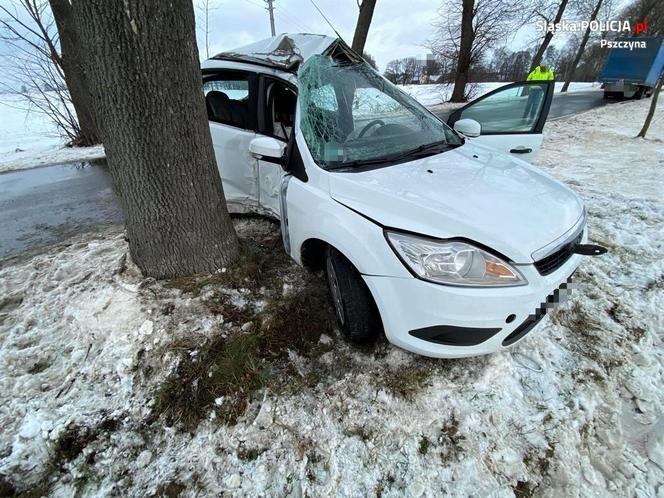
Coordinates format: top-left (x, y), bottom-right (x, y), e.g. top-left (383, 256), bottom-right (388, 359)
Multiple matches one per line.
top-left (298, 55), bottom-right (463, 169)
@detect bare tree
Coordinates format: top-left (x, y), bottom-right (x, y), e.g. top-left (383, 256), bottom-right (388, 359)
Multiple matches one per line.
top-left (49, 0), bottom-right (99, 144)
top-left (429, 0), bottom-right (527, 102)
top-left (72, 0), bottom-right (239, 278)
top-left (196, 0), bottom-right (218, 59)
top-left (530, 0), bottom-right (570, 71)
top-left (351, 0), bottom-right (376, 55)
top-left (637, 76), bottom-right (662, 138)
top-left (0, 0), bottom-right (100, 145)
top-left (621, 0), bottom-right (663, 37)
top-left (561, 0), bottom-right (604, 92)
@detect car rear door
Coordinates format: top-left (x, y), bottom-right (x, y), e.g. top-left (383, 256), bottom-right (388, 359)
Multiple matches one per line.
top-left (447, 81), bottom-right (555, 158)
top-left (203, 70), bottom-right (259, 212)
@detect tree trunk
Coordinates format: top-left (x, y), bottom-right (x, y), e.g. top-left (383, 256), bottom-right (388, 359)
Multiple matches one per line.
top-left (49, 0), bottom-right (101, 146)
top-left (351, 0), bottom-right (377, 55)
top-left (530, 0), bottom-right (569, 72)
top-left (72, 0), bottom-right (240, 278)
top-left (450, 0), bottom-right (474, 102)
top-left (637, 76), bottom-right (663, 138)
top-left (561, 0), bottom-right (603, 92)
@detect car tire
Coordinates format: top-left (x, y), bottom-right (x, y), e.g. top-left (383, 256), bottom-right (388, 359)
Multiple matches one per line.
top-left (325, 246), bottom-right (382, 343)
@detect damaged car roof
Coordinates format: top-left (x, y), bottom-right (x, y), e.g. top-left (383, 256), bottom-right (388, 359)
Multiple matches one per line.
top-left (207, 33), bottom-right (359, 72)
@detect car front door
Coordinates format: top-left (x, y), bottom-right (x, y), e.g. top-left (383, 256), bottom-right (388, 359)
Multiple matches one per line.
top-left (447, 81), bottom-right (555, 158)
top-left (203, 70), bottom-right (259, 213)
top-left (255, 76), bottom-right (297, 218)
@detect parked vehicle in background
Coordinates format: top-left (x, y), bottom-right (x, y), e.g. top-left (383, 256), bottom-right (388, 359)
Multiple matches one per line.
top-left (201, 34), bottom-right (598, 358)
top-left (600, 37), bottom-right (664, 99)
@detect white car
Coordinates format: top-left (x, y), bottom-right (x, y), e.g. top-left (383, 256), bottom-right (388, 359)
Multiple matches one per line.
top-left (201, 34), bottom-right (592, 358)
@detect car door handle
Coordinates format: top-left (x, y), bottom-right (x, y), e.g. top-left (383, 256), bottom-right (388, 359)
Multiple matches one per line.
top-left (510, 147), bottom-right (532, 154)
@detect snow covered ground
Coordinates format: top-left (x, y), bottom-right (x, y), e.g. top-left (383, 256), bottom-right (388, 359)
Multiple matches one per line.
top-left (1, 98), bottom-right (663, 497)
top-left (0, 95), bottom-right (104, 174)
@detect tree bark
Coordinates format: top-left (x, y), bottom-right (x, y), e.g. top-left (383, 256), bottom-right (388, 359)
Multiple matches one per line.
top-left (49, 0), bottom-right (101, 146)
top-left (637, 76), bottom-right (663, 138)
top-left (450, 0), bottom-right (474, 102)
top-left (351, 0), bottom-right (377, 55)
top-left (530, 0), bottom-right (569, 72)
top-left (561, 0), bottom-right (603, 92)
top-left (72, 0), bottom-right (240, 278)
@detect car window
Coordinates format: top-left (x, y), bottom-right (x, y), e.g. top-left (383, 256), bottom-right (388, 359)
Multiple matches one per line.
top-left (203, 74), bottom-right (255, 130)
top-left (457, 83), bottom-right (549, 133)
top-left (264, 79), bottom-right (296, 141)
top-left (298, 56), bottom-right (462, 168)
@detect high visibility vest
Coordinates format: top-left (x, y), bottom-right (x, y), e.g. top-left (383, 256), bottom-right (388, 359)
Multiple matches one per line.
top-left (527, 66), bottom-right (555, 81)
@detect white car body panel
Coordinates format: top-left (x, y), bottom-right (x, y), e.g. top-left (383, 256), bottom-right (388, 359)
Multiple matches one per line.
top-left (203, 35), bottom-right (586, 358)
top-left (327, 142), bottom-right (584, 264)
top-left (208, 122), bottom-right (258, 213)
top-left (469, 133), bottom-right (543, 159)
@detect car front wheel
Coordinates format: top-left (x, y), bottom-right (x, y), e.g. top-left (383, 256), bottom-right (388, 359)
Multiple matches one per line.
top-left (325, 246), bottom-right (381, 343)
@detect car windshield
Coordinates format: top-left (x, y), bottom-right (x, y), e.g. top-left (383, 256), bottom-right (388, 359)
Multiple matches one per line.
top-left (298, 55), bottom-right (462, 169)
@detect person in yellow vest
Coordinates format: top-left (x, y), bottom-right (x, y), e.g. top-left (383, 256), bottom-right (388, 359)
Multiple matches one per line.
top-left (523, 62), bottom-right (554, 120)
top-left (527, 62), bottom-right (555, 81)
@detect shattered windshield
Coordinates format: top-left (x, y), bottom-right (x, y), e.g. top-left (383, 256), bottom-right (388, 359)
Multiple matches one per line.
top-left (298, 55), bottom-right (462, 169)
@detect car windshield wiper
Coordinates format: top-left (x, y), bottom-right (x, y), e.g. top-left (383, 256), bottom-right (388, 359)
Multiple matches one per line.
top-left (327, 141), bottom-right (459, 170)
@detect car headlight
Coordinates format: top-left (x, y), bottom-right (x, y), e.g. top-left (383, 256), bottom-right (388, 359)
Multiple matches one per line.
top-left (385, 231), bottom-right (527, 287)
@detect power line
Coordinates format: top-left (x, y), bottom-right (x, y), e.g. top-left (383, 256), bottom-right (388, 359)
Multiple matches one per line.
top-left (277, 4), bottom-right (314, 32)
top-left (307, 0), bottom-right (341, 39)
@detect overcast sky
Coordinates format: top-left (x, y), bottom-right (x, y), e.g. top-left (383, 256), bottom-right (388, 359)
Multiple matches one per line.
top-left (194, 0), bottom-right (447, 71)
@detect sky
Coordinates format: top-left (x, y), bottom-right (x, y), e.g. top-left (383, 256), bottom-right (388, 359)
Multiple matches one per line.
top-left (194, 0), bottom-right (446, 71)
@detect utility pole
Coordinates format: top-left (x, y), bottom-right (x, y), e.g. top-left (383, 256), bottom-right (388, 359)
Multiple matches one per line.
top-left (266, 0), bottom-right (276, 36)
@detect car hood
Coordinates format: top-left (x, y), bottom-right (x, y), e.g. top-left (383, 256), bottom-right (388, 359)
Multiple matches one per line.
top-left (328, 144), bottom-right (584, 264)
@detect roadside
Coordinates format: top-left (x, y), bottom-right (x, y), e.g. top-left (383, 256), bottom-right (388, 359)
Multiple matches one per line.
top-left (0, 83), bottom-right (599, 176)
top-left (0, 99), bottom-right (662, 497)
top-left (0, 96), bottom-right (105, 175)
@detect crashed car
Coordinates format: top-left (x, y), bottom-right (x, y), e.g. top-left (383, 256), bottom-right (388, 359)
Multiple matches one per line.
top-left (201, 33), bottom-right (592, 358)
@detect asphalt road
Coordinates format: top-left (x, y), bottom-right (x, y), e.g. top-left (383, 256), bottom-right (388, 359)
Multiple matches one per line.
top-left (432, 88), bottom-right (610, 122)
top-left (0, 89), bottom-right (615, 259)
top-left (0, 160), bottom-right (123, 259)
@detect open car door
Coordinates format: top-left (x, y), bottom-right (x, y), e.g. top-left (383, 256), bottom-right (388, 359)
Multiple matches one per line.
top-left (447, 81), bottom-right (554, 158)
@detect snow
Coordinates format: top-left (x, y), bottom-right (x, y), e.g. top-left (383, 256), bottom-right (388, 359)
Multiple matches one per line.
top-left (1, 99), bottom-right (663, 497)
top-left (401, 81), bottom-right (601, 107)
top-left (0, 95), bottom-right (105, 174)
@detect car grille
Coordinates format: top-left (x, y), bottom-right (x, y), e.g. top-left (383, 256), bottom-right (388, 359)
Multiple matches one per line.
top-left (534, 230), bottom-right (583, 276)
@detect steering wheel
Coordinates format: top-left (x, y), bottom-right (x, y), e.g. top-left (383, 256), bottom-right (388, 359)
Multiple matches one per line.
top-left (358, 119), bottom-right (386, 138)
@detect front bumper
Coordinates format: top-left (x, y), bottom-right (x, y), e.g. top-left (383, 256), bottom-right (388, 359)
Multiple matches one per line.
top-left (363, 234), bottom-right (585, 358)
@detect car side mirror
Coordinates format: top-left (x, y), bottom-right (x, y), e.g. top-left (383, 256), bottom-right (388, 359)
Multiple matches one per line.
top-left (249, 136), bottom-right (286, 162)
top-left (453, 119), bottom-right (481, 138)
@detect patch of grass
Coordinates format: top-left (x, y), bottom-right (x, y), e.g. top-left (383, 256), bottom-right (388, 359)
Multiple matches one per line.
top-left (153, 274), bottom-right (335, 430)
top-left (152, 481), bottom-right (186, 498)
top-left (343, 426), bottom-right (372, 442)
top-left (154, 332), bottom-right (270, 429)
top-left (375, 474), bottom-right (395, 498)
top-left (0, 476), bottom-right (16, 498)
top-left (418, 436), bottom-right (430, 455)
top-left (644, 274), bottom-right (664, 293)
top-left (513, 480), bottom-right (537, 498)
top-left (237, 446), bottom-right (266, 461)
top-left (6, 417), bottom-right (119, 498)
top-left (27, 360), bottom-right (50, 374)
top-left (378, 366), bottom-right (433, 400)
top-left (164, 234), bottom-right (290, 297)
top-left (439, 416), bottom-right (465, 462)
top-left (53, 418), bottom-right (119, 463)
